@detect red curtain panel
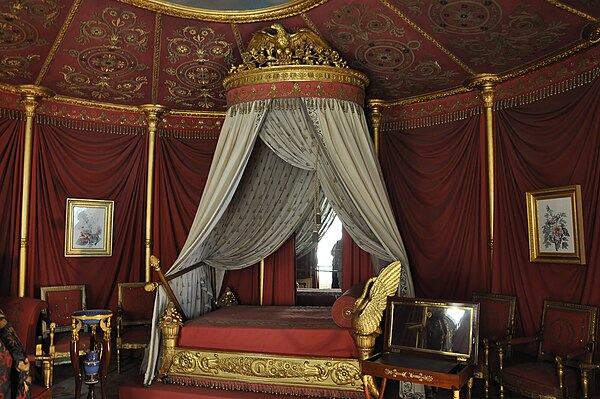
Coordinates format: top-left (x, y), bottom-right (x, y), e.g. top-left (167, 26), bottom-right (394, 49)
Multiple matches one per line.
top-left (0, 116), bottom-right (24, 296)
top-left (28, 122), bottom-right (147, 310)
top-left (380, 114), bottom-right (489, 300)
top-left (493, 78), bottom-right (600, 341)
top-left (153, 134), bottom-right (217, 271)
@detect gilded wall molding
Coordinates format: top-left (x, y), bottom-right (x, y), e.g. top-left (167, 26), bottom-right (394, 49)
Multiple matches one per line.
top-left (114, 0), bottom-right (328, 23)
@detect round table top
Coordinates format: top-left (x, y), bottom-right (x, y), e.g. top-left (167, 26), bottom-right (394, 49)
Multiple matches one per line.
top-left (72, 309), bottom-right (112, 324)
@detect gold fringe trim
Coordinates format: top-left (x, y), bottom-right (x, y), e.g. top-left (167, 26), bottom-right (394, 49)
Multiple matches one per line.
top-left (158, 129), bottom-right (220, 139)
top-left (495, 67), bottom-right (599, 110)
top-left (36, 115), bottom-right (145, 135)
top-left (229, 97), bottom-right (364, 116)
top-left (0, 108), bottom-right (25, 121)
top-left (382, 106), bottom-right (481, 131)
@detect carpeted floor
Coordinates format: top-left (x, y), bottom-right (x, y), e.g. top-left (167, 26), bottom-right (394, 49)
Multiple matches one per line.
top-left (50, 350), bottom-right (144, 399)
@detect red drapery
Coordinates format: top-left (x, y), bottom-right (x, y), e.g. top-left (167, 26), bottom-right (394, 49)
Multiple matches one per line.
top-left (380, 114), bottom-right (490, 300)
top-left (222, 236), bottom-right (296, 305)
top-left (493, 78), bottom-right (600, 339)
top-left (28, 123), bottom-right (147, 310)
top-left (341, 229), bottom-right (372, 292)
top-left (153, 134), bottom-right (217, 272)
top-left (0, 117), bottom-right (24, 296)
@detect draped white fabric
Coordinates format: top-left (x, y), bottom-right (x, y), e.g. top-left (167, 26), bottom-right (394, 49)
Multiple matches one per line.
top-left (143, 97), bottom-right (414, 384)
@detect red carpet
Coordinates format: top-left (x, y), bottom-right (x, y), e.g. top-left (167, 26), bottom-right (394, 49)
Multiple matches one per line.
top-left (118, 379), bottom-right (335, 399)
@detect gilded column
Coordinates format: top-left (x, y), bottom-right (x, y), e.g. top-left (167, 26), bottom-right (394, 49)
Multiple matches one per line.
top-left (17, 85), bottom-right (54, 297)
top-left (140, 105), bottom-right (169, 282)
top-left (368, 100), bottom-right (383, 157)
top-left (464, 74), bottom-right (501, 275)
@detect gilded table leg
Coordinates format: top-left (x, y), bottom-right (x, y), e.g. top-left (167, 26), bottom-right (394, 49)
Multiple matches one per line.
top-left (453, 388), bottom-right (460, 399)
top-left (468, 377), bottom-right (473, 399)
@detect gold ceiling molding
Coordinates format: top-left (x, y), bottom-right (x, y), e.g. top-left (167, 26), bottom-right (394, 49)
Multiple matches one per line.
top-left (35, 0), bottom-right (82, 85)
top-left (370, 36), bottom-right (599, 109)
top-left (545, 0), bottom-right (598, 21)
top-left (378, 0), bottom-right (476, 76)
top-left (115, 0), bottom-right (328, 23)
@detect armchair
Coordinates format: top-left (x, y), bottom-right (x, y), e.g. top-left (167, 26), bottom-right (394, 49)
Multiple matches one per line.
top-left (116, 282), bottom-right (154, 373)
top-left (497, 300), bottom-right (598, 399)
top-left (40, 284), bottom-right (91, 382)
top-left (472, 292), bottom-right (517, 399)
top-left (0, 296), bottom-right (53, 399)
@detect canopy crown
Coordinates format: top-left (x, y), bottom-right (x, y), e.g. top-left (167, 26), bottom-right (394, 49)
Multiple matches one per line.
top-left (230, 23), bottom-right (347, 72)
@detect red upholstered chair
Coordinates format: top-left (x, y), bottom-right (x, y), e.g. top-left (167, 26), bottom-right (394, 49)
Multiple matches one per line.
top-left (497, 300), bottom-right (598, 399)
top-left (116, 282), bottom-right (154, 373)
top-left (40, 284), bottom-right (90, 383)
top-left (472, 292), bottom-right (517, 399)
top-left (0, 296), bottom-right (53, 398)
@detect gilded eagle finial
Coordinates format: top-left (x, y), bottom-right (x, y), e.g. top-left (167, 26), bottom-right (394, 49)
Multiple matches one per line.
top-left (352, 261), bottom-right (402, 336)
top-left (230, 24), bottom-right (347, 72)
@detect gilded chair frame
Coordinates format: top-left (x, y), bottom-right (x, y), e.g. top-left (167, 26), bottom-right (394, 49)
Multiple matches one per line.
top-left (116, 282), bottom-right (154, 373)
top-left (498, 300), bottom-right (598, 399)
top-left (39, 284), bottom-right (88, 370)
top-left (472, 292), bottom-right (517, 399)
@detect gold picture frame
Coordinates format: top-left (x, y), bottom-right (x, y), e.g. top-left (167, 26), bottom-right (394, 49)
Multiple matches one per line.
top-left (65, 198), bottom-right (114, 257)
top-left (526, 185), bottom-right (585, 264)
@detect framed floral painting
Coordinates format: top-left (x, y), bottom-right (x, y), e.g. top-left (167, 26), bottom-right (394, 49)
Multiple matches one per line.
top-left (65, 198), bottom-right (114, 257)
top-left (526, 185), bottom-right (585, 264)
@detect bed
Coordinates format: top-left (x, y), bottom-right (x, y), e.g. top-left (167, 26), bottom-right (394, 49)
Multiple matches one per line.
top-left (153, 261), bottom-right (401, 398)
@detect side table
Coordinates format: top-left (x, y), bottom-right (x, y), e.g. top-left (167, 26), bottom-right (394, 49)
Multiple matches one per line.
top-left (71, 309), bottom-right (112, 399)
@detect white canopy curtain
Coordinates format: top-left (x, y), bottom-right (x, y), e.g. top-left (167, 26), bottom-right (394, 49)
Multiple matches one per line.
top-left (143, 97), bottom-right (415, 384)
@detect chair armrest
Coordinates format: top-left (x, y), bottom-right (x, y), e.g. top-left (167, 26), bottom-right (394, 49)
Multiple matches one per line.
top-left (564, 343), bottom-right (593, 361)
top-left (497, 335), bottom-right (537, 348)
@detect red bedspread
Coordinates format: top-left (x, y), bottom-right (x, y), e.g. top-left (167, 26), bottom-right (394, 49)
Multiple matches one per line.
top-left (178, 305), bottom-right (358, 358)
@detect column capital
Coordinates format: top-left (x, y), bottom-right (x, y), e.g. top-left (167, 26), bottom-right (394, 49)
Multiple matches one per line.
top-left (464, 74), bottom-right (501, 108)
top-left (17, 85), bottom-right (54, 117)
top-left (139, 104), bottom-right (170, 127)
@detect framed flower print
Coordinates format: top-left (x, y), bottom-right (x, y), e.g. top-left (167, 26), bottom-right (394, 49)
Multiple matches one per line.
top-left (526, 185), bottom-right (585, 264)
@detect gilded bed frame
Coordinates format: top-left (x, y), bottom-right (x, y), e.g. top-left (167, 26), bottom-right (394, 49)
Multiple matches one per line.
top-left (154, 260), bottom-right (402, 398)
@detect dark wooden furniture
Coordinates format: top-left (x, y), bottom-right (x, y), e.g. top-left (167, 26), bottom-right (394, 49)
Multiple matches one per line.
top-left (116, 282), bottom-right (154, 373)
top-left (497, 300), bottom-right (598, 399)
top-left (361, 297), bottom-right (480, 399)
top-left (472, 292), bottom-right (517, 399)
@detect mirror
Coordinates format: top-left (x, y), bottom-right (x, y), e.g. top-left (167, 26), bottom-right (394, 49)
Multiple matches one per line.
top-left (385, 299), bottom-right (479, 360)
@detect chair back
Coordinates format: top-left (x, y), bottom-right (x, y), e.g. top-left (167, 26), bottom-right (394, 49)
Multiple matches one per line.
top-left (539, 300), bottom-right (598, 365)
top-left (118, 282), bottom-right (154, 326)
top-left (473, 292), bottom-right (517, 341)
top-left (40, 284), bottom-right (86, 335)
top-left (0, 297), bottom-right (47, 355)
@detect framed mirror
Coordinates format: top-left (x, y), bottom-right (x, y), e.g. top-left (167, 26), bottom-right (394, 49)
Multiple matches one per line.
top-left (384, 298), bottom-right (479, 362)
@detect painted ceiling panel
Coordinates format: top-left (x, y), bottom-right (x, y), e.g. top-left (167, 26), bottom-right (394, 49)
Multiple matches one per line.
top-left (0, 0), bottom-right (70, 85)
top-left (0, 0), bottom-right (597, 111)
top-left (156, 15), bottom-right (240, 110)
top-left (39, 0), bottom-right (157, 104)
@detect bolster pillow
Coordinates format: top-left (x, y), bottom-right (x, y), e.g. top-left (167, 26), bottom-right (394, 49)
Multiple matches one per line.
top-left (331, 282), bottom-right (366, 329)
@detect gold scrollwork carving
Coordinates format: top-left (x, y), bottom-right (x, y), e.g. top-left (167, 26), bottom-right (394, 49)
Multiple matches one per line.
top-left (384, 368), bottom-right (435, 383)
top-left (169, 349), bottom-right (362, 389)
